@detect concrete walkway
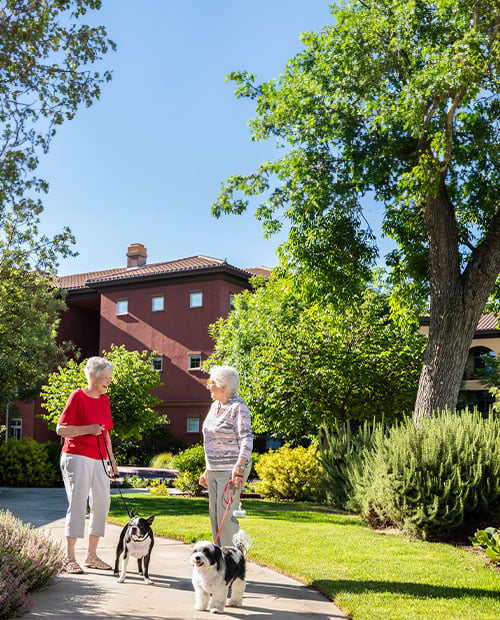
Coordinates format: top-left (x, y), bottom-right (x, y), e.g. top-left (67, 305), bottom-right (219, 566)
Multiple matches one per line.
top-left (0, 487), bottom-right (347, 620)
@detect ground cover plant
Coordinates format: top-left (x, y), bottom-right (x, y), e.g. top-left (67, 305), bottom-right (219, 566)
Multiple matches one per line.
top-left (109, 494), bottom-right (500, 620)
top-left (0, 510), bottom-right (64, 618)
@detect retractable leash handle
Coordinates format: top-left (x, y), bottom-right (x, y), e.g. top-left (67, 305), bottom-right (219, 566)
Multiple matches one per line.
top-left (232, 473), bottom-right (246, 518)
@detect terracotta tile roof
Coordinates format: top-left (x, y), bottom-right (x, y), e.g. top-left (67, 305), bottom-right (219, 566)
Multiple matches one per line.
top-left (58, 255), bottom-right (256, 291)
top-left (244, 266), bottom-right (272, 278)
top-left (477, 313), bottom-right (499, 331)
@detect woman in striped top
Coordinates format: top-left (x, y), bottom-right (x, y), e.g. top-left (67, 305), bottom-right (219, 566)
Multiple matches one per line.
top-left (199, 365), bottom-right (253, 547)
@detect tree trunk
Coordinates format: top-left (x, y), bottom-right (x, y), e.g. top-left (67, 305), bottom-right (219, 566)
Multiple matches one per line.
top-left (414, 179), bottom-right (500, 424)
top-left (414, 298), bottom-right (482, 423)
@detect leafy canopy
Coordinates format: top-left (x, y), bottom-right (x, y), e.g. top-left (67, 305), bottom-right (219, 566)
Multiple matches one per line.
top-left (0, 0), bottom-right (115, 273)
top-left (0, 269), bottom-right (69, 407)
top-left (40, 345), bottom-right (162, 440)
top-left (0, 1), bottom-right (114, 407)
top-left (213, 0), bottom-right (500, 313)
top-left (206, 277), bottom-right (426, 440)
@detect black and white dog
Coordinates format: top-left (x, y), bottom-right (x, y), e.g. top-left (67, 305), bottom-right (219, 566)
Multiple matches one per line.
top-left (190, 530), bottom-right (251, 613)
top-left (114, 515), bottom-right (155, 585)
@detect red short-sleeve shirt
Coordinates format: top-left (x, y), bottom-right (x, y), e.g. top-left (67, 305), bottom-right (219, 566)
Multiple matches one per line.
top-left (58, 388), bottom-right (114, 460)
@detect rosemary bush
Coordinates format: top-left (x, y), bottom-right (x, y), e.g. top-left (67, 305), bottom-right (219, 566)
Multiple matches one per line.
top-left (0, 510), bottom-right (64, 618)
top-left (318, 420), bottom-right (383, 511)
top-left (356, 409), bottom-right (500, 540)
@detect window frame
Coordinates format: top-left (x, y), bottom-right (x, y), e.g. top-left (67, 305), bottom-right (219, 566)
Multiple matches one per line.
top-left (151, 295), bottom-right (165, 312)
top-left (188, 353), bottom-right (202, 370)
top-left (186, 417), bottom-right (200, 433)
top-left (116, 299), bottom-right (129, 315)
top-left (189, 291), bottom-right (203, 308)
top-left (151, 356), bottom-right (163, 372)
top-left (10, 418), bottom-right (22, 441)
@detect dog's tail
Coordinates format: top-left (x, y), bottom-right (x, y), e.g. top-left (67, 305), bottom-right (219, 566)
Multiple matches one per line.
top-left (232, 529), bottom-right (251, 556)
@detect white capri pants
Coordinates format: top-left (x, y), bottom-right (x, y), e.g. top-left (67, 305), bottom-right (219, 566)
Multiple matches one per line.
top-left (207, 462), bottom-right (251, 548)
top-left (60, 452), bottom-right (111, 538)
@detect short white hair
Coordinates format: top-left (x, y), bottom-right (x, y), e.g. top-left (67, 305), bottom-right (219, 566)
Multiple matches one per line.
top-left (209, 365), bottom-right (239, 396)
top-left (84, 356), bottom-right (113, 381)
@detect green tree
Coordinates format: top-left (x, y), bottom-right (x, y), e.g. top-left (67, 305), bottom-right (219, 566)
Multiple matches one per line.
top-left (0, 0), bottom-right (114, 408)
top-left (40, 345), bottom-right (162, 440)
top-left (0, 269), bottom-right (69, 408)
top-left (206, 278), bottom-right (425, 440)
top-left (212, 0), bottom-right (500, 422)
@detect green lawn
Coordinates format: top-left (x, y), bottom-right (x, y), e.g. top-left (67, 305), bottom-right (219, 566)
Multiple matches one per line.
top-left (109, 494), bottom-right (500, 620)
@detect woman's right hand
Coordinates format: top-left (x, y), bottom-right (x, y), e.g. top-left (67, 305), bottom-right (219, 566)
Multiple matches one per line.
top-left (199, 470), bottom-right (208, 488)
top-left (87, 424), bottom-right (104, 436)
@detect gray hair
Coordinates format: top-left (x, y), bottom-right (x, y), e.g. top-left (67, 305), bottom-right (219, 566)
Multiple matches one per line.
top-left (209, 365), bottom-right (239, 396)
top-left (84, 356), bottom-right (113, 380)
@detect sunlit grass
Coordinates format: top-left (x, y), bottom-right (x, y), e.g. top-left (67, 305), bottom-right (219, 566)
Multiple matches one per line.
top-left (109, 494), bottom-right (500, 620)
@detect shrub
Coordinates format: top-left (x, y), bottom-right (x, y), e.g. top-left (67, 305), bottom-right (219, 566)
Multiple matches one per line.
top-left (147, 479), bottom-right (171, 495)
top-left (149, 452), bottom-right (175, 469)
top-left (0, 439), bottom-right (59, 487)
top-left (172, 444), bottom-right (206, 496)
top-left (470, 527), bottom-right (500, 564)
top-left (318, 420), bottom-right (382, 511)
top-left (254, 443), bottom-right (324, 502)
top-left (356, 409), bottom-right (500, 540)
top-left (44, 441), bottom-right (63, 485)
top-left (0, 510), bottom-right (64, 618)
top-left (121, 475), bottom-right (152, 489)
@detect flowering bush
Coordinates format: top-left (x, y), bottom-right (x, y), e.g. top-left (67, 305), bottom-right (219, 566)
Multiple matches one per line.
top-left (147, 479), bottom-right (171, 495)
top-left (0, 510), bottom-right (64, 618)
top-left (254, 443), bottom-right (324, 502)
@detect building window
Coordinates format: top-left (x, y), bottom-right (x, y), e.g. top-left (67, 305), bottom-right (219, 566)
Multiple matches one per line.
top-left (190, 291), bottom-right (203, 308)
top-left (229, 293), bottom-right (235, 311)
top-left (152, 295), bottom-right (164, 312)
top-left (116, 299), bottom-right (128, 315)
top-left (152, 356), bottom-right (163, 372)
top-left (10, 418), bottom-right (22, 441)
top-left (188, 354), bottom-right (201, 370)
top-left (187, 417), bottom-right (200, 433)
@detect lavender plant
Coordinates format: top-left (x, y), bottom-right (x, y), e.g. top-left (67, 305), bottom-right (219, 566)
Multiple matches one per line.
top-left (0, 510), bottom-right (64, 618)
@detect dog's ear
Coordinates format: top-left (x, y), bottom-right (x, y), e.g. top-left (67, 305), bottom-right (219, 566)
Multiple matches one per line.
top-left (146, 515), bottom-right (155, 525)
top-left (213, 545), bottom-right (223, 572)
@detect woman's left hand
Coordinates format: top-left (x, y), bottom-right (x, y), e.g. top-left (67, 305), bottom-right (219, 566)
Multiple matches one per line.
top-left (109, 461), bottom-right (119, 479)
top-left (231, 464), bottom-right (244, 486)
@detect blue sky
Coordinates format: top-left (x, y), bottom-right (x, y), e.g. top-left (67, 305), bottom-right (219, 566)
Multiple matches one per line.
top-left (37, 1), bottom-right (343, 276)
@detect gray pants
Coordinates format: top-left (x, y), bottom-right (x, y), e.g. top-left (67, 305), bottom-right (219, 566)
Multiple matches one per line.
top-left (207, 463), bottom-right (251, 547)
top-left (60, 452), bottom-right (111, 538)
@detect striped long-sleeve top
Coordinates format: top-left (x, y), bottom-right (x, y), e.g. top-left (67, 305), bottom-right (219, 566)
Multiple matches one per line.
top-left (202, 394), bottom-right (253, 471)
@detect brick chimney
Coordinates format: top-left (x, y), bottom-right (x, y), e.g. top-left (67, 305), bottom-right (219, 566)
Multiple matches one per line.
top-left (127, 243), bottom-right (147, 268)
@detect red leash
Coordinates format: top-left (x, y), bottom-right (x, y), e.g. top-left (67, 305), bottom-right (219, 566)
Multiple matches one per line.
top-left (213, 475), bottom-right (242, 545)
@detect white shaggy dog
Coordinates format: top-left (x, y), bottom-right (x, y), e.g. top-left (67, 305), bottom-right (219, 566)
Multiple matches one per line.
top-left (190, 530), bottom-right (251, 614)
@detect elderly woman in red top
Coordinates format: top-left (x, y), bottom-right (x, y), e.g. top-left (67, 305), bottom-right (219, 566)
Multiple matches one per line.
top-left (56, 356), bottom-right (119, 574)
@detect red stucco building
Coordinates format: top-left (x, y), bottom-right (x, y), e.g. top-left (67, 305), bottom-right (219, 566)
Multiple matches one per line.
top-left (11, 244), bottom-right (269, 444)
